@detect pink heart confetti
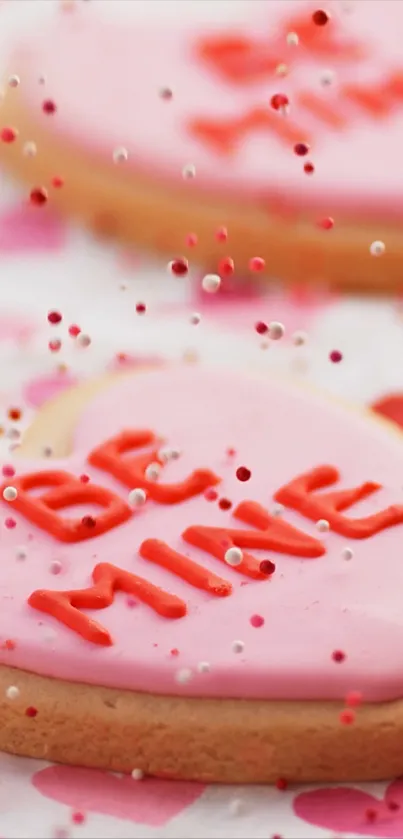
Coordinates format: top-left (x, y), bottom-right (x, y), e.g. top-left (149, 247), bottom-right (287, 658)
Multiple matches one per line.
top-left (294, 779), bottom-right (403, 838)
top-left (0, 204), bottom-right (65, 253)
top-left (23, 372), bottom-right (78, 409)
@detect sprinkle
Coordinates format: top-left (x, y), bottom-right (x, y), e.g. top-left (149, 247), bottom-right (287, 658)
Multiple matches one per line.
top-left (49, 338), bottom-right (62, 352)
top-left (269, 321), bottom-right (285, 340)
top-left (8, 75), bottom-right (20, 88)
top-left (169, 257), bottom-right (189, 277)
top-left (25, 706), bottom-right (38, 717)
top-left (249, 256), bottom-right (265, 272)
top-left (113, 146), bottom-right (128, 164)
top-left (224, 547), bottom-right (243, 566)
top-left (275, 778), bottom-right (288, 791)
top-left (204, 487), bottom-right (218, 502)
top-left (1, 126), bottom-right (18, 143)
top-left (6, 685), bottom-right (19, 699)
top-left (145, 462), bottom-right (161, 482)
top-left (218, 497), bottom-right (232, 510)
top-left (218, 256), bottom-right (235, 276)
top-left (304, 161), bottom-right (315, 174)
top-left (236, 466), bottom-right (251, 482)
top-left (175, 667), bottom-right (193, 684)
top-left (71, 811), bottom-right (85, 825)
top-left (339, 708), bottom-right (355, 725)
top-left (77, 333), bottom-right (91, 348)
top-left (292, 330), bottom-right (307, 346)
top-left (50, 560), bottom-right (62, 575)
top-left (320, 69), bottom-right (335, 86)
top-left (370, 240), bottom-right (385, 256)
top-left (342, 546), bottom-right (353, 560)
top-left (52, 176), bottom-right (64, 188)
top-left (275, 63), bottom-right (288, 76)
top-left (228, 799), bottom-right (243, 815)
top-left (294, 142), bottom-right (310, 156)
top-left (128, 488), bottom-right (147, 507)
top-left (182, 163), bottom-right (196, 179)
top-left (226, 447), bottom-right (236, 457)
top-left (215, 226), bottom-right (228, 242)
top-left (43, 445), bottom-right (53, 458)
top-left (259, 559), bottom-right (276, 575)
top-left (2, 486), bottom-right (17, 501)
top-left (197, 661), bottom-right (211, 673)
top-left (158, 447), bottom-right (180, 462)
top-left (345, 690), bottom-right (362, 707)
top-left (79, 474), bottom-right (90, 483)
top-left (4, 518), bottom-right (16, 529)
top-left (312, 9), bottom-right (330, 25)
top-left (2, 465), bottom-right (15, 478)
top-left (202, 273), bottom-right (221, 293)
top-left (135, 302), bottom-right (146, 315)
top-left (319, 216), bottom-right (334, 230)
top-left (159, 86), bottom-right (173, 100)
top-left (131, 768), bottom-right (144, 780)
top-left (250, 614), bottom-right (265, 628)
top-left (286, 31), bottom-right (299, 46)
top-left (15, 546), bottom-right (27, 560)
top-left (329, 349), bottom-right (342, 363)
top-left (232, 640), bottom-right (244, 653)
top-left (365, 808), bottom-right (378, 823)
top-left (81, 515), bottom-right (96, 528)
top-left (170, 648), bottom-right (179, 656)
top-left (23, 141), bottom-right (37, 157)
top-left (8, 407), bottom-right (21, 421)
top-left (30, 186), bottom-right (48, 206)
top-left (68, 324), bottom-right (81, 337)
top-left (255, 321), bottom-right (268, 335)
top-left (42, 99), bottom-right (57, 114)
top-left (47, 310), bottom-right (62, 325)
top-left (270, 93), bottom-right (289, 111)
top-left (332, 649), bottom-right (346, 663)
top-left (316, 518), bottom-right (329, 532)
top-left (190, 312), bottom-right (201, 325)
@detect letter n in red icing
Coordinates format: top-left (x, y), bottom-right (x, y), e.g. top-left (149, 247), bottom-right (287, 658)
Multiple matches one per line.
top-left (275, 465), bottom-right (403, 538)
top-left (89, 430), bottom-right (220, 504)
top-left (2, 470), bottom-right (131, 542)
top-left (182, 500), bottom-right (324, 579)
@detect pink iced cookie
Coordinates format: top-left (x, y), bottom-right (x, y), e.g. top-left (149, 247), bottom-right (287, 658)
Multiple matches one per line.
top-left (0, 0), bottom-right (402, 289)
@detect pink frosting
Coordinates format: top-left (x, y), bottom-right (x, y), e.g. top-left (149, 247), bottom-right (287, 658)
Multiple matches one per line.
top-left (2, 366), bottom-right (403, 702)
top-left (14, 0), bottom-right (403, 217)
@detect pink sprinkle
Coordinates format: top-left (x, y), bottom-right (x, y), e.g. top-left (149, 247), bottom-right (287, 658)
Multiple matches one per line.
top-left (68, 324), bottom-right (81, 337)
top-left (215, 226), bottom-right (228, 242)
top-left (4, 517), bottom-right (16, 529)
top-left (2, 465), bottom-right (15, 478)
top-left (204, 488), bottom-right (218, 502)
top-left (249, 257), bottom-right (265, 272)
top-left (186, 233), bottom-right (198, 247)
top-left (49, 339), bottom-right (62, 352)
top-left (250, 614), bottom-right (265, 628)
top-left (71, 811), bottom-right (85, 826)
top-left (329, 349), bottom-right (343, 363)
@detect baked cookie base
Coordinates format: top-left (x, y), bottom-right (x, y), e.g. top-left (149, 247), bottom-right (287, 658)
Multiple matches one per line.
top-left (0, 85), bottom-right (400, 293)
top-left (1, 663), bottom-right (403, 783)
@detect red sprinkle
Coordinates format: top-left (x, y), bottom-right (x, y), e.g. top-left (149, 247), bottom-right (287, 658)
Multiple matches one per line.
top-left (329, 349), bottom-right (343, 363)
top-left (135, 302), bottom-right (146, 314)
top-left (47, 310), bottom-right (62, 325)
top-left (215, 226), bottom-right (228, 242)
top-left (170, 648), bottom-right (180, 656)
top-left (5, 517), bottom-right (16, 529)
top-left (68, 324), bottom-right (81, 337)
top-left (218, 256), bottom-right (235, 277)
top-left (170, 257), bottom-right (189, 277)
top-left (249, 256), bottom-right (265, 272)
top-left (2, 465), bottom-right (15, 478)
top-left (319, 216), bottom-right (334, 230)
top-left (275, 778), bottom-right (288, 791)
top-left (236, 466), bottom-right (251, 482)
top-left (49, 339), bottom-right (61, 353)
top-left (4, 639), bottom-right (16, 651)
top-left (79, 474), bottom-right (90, 484)
top-left (25, 706), bottom-right (38, 718)
top-left (226, 447), bottom-right (236, 458)
top-left (304, 161), bottom-right (315, 174)
top-left (204, 487), bottom-right (218, 502)
top-left (71, 812), bottom-right (86, 826)
top-left (51, 176), bottom-right (64, 188)
top-left (332, 649), bottom-right (346, 663)
top-left (186, 233), bottom-right (198, 247)
top-left (270, 93), bottom-right (289, 111)
top-left (218, 497), bottom-right (232, 511)
top-left (1, 126), bottom-right (17, 143)
top-left (294, 142), bottom-right (310, 156)
top-left (42, 99), bottom-right (57, 114)
top-left (339, 708), bottom-right (355, 725)
top-left (250, 614), bottom-right (265, 628)
top-left (8, 407), bottom-right (21, 421)
top-left (312, 9), bottom-right (330, 25)
top-left (82, 515), bottom-right (96, 528)
top-left (30, 186), bottom-right (48, 206)
top-left (259, 559), bottom-right (276, 575)
top-left (345, 690), bottom-right (362, 707)
top-left (255, 321), bottom-right (268, 335)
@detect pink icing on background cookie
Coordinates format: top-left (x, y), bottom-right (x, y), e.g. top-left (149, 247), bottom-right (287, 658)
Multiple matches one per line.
top-left (13, 0), bottom-right (403, 218)
top-left (294, 780), bottom-right (403, 838)
top-left (2, 367), bottom-right (403, 703)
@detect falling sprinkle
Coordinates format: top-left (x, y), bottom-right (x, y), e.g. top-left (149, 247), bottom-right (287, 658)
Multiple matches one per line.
top-left (30, 187), bottom-right (48, 206)
top-left (329, 349), bottom-right (342, 363)
top-left (316, 518), bottom-right (329, 532)
top-left (218, 256), bottom-right (235, 276)
top-left (249, 256), bottom-right (265, 272)
top-left (332, 649), bottom-right (346, 663)
top-left (182, 163), bottom-right (196, 179)
top-left (319, 216), bottom-right (334, 230)
top-left (113, 146), bottom-right (128, 164)
top-left (2, 486), bottom-right (17, 501)
top-left (135, 302), bottom-right (146, 315)
top-left (294, 142), bottom-right (310, 156)
top-left (145, 462), bottom-right (161, 482)
top-left (268, 321), bottom-right (285, 340)
top-left (47, 310), bottom-right (62, 325)
top-left (128, 488), bottom-right (147, 507)
top-left (202, 273), bottom-right (221, 293)
top-left (224, 547), bottom-right (243, 566)
top-left (42, 99), bottom-right (57, 114)
top-left (175, 668), bottom-right (193, 684)
top-left (159, 86), bottom-right (173, 100)
top-left (292, 330), bottom-right (307, 345)
top-left (190, 312), bottom-right (201, 325)
top-left (304, 161), bottom-right (315, 174)
top-left (51, 176), bottom-right (64, 188)
top-left (312, 9), bottom-right (330, 25)
top-left (250, 614), bottom-right (265, 628)
top-left (197, 661), bottom-right (211, 673)
top-left (236, 466), bottom-right (251, 482)
top-left (8, 75), bottom-right (20, 88)
top-left (1, 126), bottom-right (18, 143)
top-left (169, 257), bottom-right (189, 277)
top-left (286, 31), bottom-right (299, 46)
top-left (215, 226), bottom-right (228, 242)
top-left (5, 685), bottom-right (20, 699)
top-left (186, 233), bottom-right (198, 247)
top-left (339, 708), bottom-right (355, 725)
top-left (270, 93), bottom-right (289, 111)
top-left (370, 240), bottom-right (385, 256)
top-left (77, 333), bottom-right (91, 348)
top-left (320, 69), bottom-right (335, 86)
top-left (342, 546), bottom-right (353, 560)
top-left (23, 141), bottom-right (37, 157)
top-left (255, 321), bottom-right (268, 335)
top-left (232, 640), bottom-right (245, 653)
top-left (260, 559), bottom-right (276, 575)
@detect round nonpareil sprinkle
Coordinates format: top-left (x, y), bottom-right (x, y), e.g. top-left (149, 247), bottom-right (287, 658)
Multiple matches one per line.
top-left (224, 547), bottom-right (243, 566)
top-left (269, 321), bottom-right (285, 340)
top-left (175, 667), bottom-right (193, 684)
top-left (131, 768), bottom-right (144, 780)
top-left (190, 312), bottom-right (201, 325)
top-left (113, 146), bottom-right (128, 163)
top-left (286, 31), bottom-right (299, 46)
top-left (232, 640), bottom-right (245, 653)
top-left (249, 256), bottom-right (265, 272)
top-left (370, 240), bottom-right (385, 256)
top-left (47, 310), bottom-right (62, 325)
top-left (42, 99), bottom-right (57, 114)
top-left (197, 661), bottom-right (211, 673)
top-left (215, 226), bottom-right (228, 242)
top-left (202, 273), bottom-right (221, 293)
top-left (250, 614), bottom-right (265, 628)
top-left (316, 518), bottom-right (330, 532)
top-left (330, 349), bottom-right (343, 363)
top-left (6, 685), bottom-right (19, 699)
top-left (236, 466), bottom-right (251, 482)
top-left (145, 462), bottom-right (161, 481)
top-left (2, 486), bottom-right (17, 501)
top-left (255, 321), bottom-right (268, 335)
top-left (8, 75), bottom-right (20, 88)
top-left (1, 126), bottom-right (18, 143)
top-left (342, 547), bottom-right (354, 560)
top-left (312, 9), bottom-right (330, 25)
top-left (30, 186), bottom-right (48, 206)
top-left (128, 488), bottom-right (147, 506)
top-left (182, 163), bottom-right (196, 179)
top-left (169, 257), bottom-right (189, 277)
top-left (135, 302), bottom-right (146, 314)
top-left (332, 649), bottom-right (346, 663)
top-left (77, 333), bottom-right (91, 348)
top-left (23, 141), bottom-right (37, 157)
top-left (294, 141), bottom-right (310, 156)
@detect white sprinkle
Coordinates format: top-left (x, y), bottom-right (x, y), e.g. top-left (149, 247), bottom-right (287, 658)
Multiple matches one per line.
top-left (42, 445), bottom-right (53, 458)
top-left (7, 428), bottom-right (20, 441)
top-left (182, 163), bottom-right (196, 179)
top-left (159, 86), bottom-right (173, 100)
top-left (292, 330), bottom-right (307, 346)
top-left (190, 312), bottom-right (201, 325)
top-left (23, 141), bottom-right (37, 157)
top-left (131, 768), bottom-right (144, 781)
top-left (50, 560), bottom-right (62, 575)
top-left (286, 31), bottom-right (299, 46)
top-left (316, 518), bottom-right (330, 532)
top-left (2, 486), bottom-right (17, 501)
top-left (197, 661), bottom-right (211, 673)
top-left (228, 798), bottom-right (243, 816)
top-left (145, 462), bottom-right (161, 482)
top-left (342, 547), bottom-right (353, 560)
top-left (175, 667), bottom-right (193, 684)
top-left (38, 74), bottom-right (46, 85)
top-left (202, 273), bottom-right (221, 294)
top-left (370, 240), bottom-right (385, 257)
top-left (272, 503), bottom-right (284, 518)
top-left (268, 321), bottom-right (285, 340)
top-left (113, 146), bottom-right (129, 164)
top-left (158, 446), bottom-right (180, 463)
top-left (8, 74), bottom-right (20, 88)
top-left (6, 685), bottom-right (20, 700)
top-left (224, 547), bottom-right (243, 567)
top-left (232, 640), bottom-right (245, 654)
top-left (15, 546), bottom-right (27, 561)
top-left (320, 69), bottom-right (335, 86)
top-left (128, 488), bottom-right (147, 507)
top-left (276, 63), bottom-right (288, 76)
top-left (77, 333), bottom-right (91, 348)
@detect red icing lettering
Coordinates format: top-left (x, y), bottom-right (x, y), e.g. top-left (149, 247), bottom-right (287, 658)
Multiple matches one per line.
top-left (140, 538), bottom-right (232, 596)
top-left (1, 470), bottom-right (130, 542)
top-left (196, 9), bottom-right (363, 84)
top-left (28, 562), bottom-right (186, 645)
top-left (89, 430), bottom-right (219, 504)
top-left (275, 465), bottom-right (403, 538)
top-left (189, 107), bottom-right (307, 155)
top-left (182, 500), bottom-right (324, 579)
